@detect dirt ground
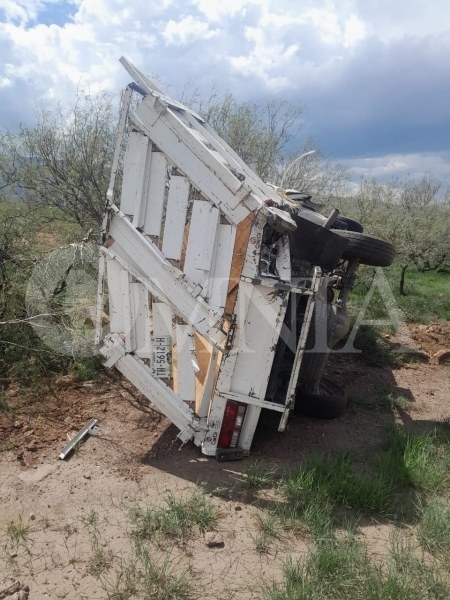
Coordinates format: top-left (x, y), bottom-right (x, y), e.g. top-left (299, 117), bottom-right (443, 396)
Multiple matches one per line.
top-left (0, 322), bottom-right (449, 599)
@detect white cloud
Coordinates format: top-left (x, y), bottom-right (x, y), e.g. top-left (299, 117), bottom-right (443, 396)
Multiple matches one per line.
top-left (162, 15), bottom-right (218, 45)
top-left (1, 0), bottom-right (45, 23)
top-left (0, 0), bottom-right (450, 188)
top-left (297, 7), bottom-right (342, 44)
top-left (344, 14), bottom-right (366, 47)
top-left (356, 0), bottom-right (450, 42)
top-left (191, 0), bottom-right (257, 21)
top-left (341, 152), bottom-right (450, 187)
top-left (229, 26), bottom-right (299, 89)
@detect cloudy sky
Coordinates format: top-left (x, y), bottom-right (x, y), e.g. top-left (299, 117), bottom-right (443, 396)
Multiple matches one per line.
top-left (1, 0), bottom-right (450, 187)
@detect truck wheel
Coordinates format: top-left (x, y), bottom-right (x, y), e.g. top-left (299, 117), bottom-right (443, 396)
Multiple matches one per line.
top-left (333, 230), bottom-right (395, 267)
top-left (297, 297), bottom-right (351, 391)
top-left (298, 297), bottom-right (336, 391)
top-left (331, 216), bottom-right (363, 233)
top-left (294, 378), bottom-right (347, 419)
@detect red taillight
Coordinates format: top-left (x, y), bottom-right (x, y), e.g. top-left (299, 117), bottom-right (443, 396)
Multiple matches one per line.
top-left (218, 401), bottom-right (246, 449)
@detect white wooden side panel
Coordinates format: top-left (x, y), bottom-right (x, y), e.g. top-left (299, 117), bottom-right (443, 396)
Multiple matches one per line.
top-left (180, 109), bottom-right (280, 206)
top-left (226, 283), bottom-right (287, 399)
top-left (107, 212), bottom-right (225, 345)
top-left (203, 282), bottom-right (288, 453)
top-left (151, 302), bottom-right (173, 379)
top-left (106, 258), bottom-right (125, 333)
top-left (120, 132), bottom-right (149, 217)
top-left (208, 223), bottom-right (236, 313)
top-left (142, 151), bottom-right (168, 237)
top-left (241, 210), bottom-right (266, 280)
top-left (120, 269), bottom-right (136, 353)
top-left (130, 104), bottom-right (252, 225)
top-left (100, 334), bottom-right (199, 443)
top-left (161, 175), bottom-right (190, 260)
top-left (131, 282), bottom-right (152, 358)
top-left (175, 324), bottom-right (196, 402)
top-left (184, 200), bottom-right (219, 287)
top-left (187, 127), bottom-right (230, 168)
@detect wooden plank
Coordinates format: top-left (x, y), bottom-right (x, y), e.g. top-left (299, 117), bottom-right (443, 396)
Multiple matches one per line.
top-left (120, 131), bottom-right (149, 218)
top-left (187, 127), bottom-right (230, 168)
top-left (120, 269), bottom-right (135, 352)
top-left (106, 212), bottom-right (225, 346)
top-left (208, 223), bottom-right (236, 313)
top-left (195, 335), bottom-right (221, 418)
top-left (174, 324), bottom-right (196, 401)
top-left (151, 302), bottom-right (173, 379)
top-left (106, 257), bottom-right (125, 333)
top-left (131, 282), bottom-right (152, 358)
top-left (161, 175), bottom-right (190, 260)
top-left (241, 210), bottom-right (266, 279)
top-left (100, 333), bottom-right (199, 443)
top-left (224, 213), bottom-right (253, 315)
top-left (142, 151), bottom-right (168, 237)
top-left (182, 109), bottom-right (282, 205)
top-left (130, 103), bottom-right (252, 225)
top-left (183, 200), bottom-right (220, 286)
top-left (120, 56), bottom-right (205, 122)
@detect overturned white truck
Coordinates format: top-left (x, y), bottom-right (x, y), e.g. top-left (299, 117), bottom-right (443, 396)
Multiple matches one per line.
top-left (96, 58), bottom-right (395, 460)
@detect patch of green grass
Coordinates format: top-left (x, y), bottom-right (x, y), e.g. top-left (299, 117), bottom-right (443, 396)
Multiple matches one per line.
top-left (300, 502), bottom-right (336, 538)
top-left (377, 427), bottom-right (450, 493)
top-left (82, 509), bottom-right (100, 529)
top-left (5, 518), bottom-right (30, 547)
top-left (271, 426), bottom-right (450, 537)
top-left (253, 511), bottom-right (283, 554)
top-left (87, 547), bottom-right (113, 578)
top-left (418, 496), bottom-right (450, 557)
top-left (382, 391), bottom-right (412, 411)
top-left (282, 452), bottom-right (394, 516)
top-left (107, 546), bottom-right (190, 600)
top-left (263, 534), bottom-right (368, 600)
top-left (263, 533), bottom-right (450, 600)
top-left (396, 268), bottom-right (450, 324)
top-left (2, 516), bottom-right (31, 561)
top-left (209, 484), bottom-right (238, 500)
top-left (129, 490), bottom-right (217, 544)
top-left (0, 440), bottom-right (16, 452)
top-left (349, 264), bottom-right (450, 324)
top-left (244, 460), bottom-right (278, 490)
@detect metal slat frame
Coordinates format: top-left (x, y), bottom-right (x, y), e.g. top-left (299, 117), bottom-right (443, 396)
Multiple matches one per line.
top-left (278, 267), bottom-right (323, 431)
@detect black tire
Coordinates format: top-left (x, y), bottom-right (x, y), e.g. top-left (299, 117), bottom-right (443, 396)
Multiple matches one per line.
top-left (331, 216), bottom-right (364, 233)
top-left (333, 230), bottom-right (395, 267)
top-left (298, 296), bottom-right (335, 390)
top-left (294, 378), bottom-right (347, 419)
top-left (298, 297), bottom-right (350, 384)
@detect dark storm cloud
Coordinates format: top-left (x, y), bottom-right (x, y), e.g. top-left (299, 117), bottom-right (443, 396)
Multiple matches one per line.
top-left (295, 33), bottom-right (450, 159)
top-left (1, 0), bottom-right (450, 184)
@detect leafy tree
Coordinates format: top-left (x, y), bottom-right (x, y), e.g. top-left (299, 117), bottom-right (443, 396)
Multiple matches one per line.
top-left (195, 89), bottom-right (302, 183)
top-left (0, 90), bottom-right (117, 227)
top-left (192, 89), bottom-right (349, 201)
top-left (336, 176), bottom-right (450, 295)
top-left (395, 178), bottom-right (450, 294)
top-left (277, 139), bottom-right (350, 203)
